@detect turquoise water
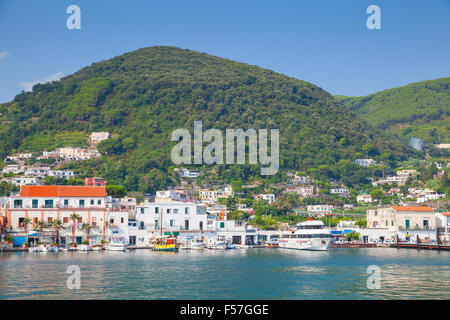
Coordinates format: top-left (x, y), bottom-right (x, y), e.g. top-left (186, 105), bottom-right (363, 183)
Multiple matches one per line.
top-left (0, 248), bottom-right (448, 299)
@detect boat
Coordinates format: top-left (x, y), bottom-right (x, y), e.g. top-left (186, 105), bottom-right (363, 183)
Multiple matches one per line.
top-left (28, 246), bottom-right (39, 252)
top-left (105, 241), bottom-right (128, 251)
top-left (278, 220), bottom-right (333, 251)
top-left (91, 244), bottom-right (103, 251)
top-left (188, 236), bottom-right (205, 250)
top-left (150, 236), bottom-right (179, 252)
top-left (77, 244), bottom-right (93, 251)
top-left (206, 236), bottom-right (229, 250)
top-left (38, 244), bottom-right (52, 252)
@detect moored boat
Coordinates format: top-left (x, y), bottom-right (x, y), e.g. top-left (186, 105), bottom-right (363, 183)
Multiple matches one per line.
top-left (150, 236), bottom-right (179, 252)
top-left (105, 241), bottom-right (128, 251)
top-left (278, 220), bottom-right (333, 251)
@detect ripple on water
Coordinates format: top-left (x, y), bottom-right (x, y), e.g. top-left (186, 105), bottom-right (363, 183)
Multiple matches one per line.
top-left (0, 249), bottom-right (449, 299)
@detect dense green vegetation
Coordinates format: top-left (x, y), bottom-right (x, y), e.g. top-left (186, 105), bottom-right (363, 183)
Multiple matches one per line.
top-left (0, 46), bottom-right (415, 193)
top-left (336, 77), bottom-right (450, 145)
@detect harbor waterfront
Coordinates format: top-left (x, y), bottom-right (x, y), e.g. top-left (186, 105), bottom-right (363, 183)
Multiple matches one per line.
top-left (0, 248), bottom-right (448, 300)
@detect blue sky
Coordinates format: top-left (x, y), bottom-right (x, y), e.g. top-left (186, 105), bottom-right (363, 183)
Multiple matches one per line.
top-left (0, 0), bottom-right (449, 103)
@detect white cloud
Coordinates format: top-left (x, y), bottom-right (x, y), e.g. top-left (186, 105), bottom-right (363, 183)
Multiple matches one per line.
top-left (0, 51), bottom-right (10, 60)
top-left (19, 72), bottom-right (64, 92)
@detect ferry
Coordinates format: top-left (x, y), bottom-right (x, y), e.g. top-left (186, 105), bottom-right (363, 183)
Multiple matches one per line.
top-left (278, 220), bottom-right (333, 251)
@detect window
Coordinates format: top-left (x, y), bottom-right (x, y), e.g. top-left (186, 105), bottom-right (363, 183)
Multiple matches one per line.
top-left (64, 199), bottom-right (69, 206)
top-left (386, 220), bottom-right (388, 227)
top-left (140, 208), bottom-right (145, 214)
top-left (91, 200), bottom-right (94, 205)
top-left (97, 200), bottom-right (101, 205)
top-left (14, 200), bottom-right (22, 208)
top-left (110, 219), bottom-right (114, 224)
top-left (44, 200), bottom-right (53, 208)
top-left (405, 219), bottom-right (410, 229)
top-left (173, 209), bottom-right (179, 214)
top-left (167, 209), bottom-right (171, 214)
top-left (423, 220), bottom-right (429, 229)
top-left (391, 220), bottom-right (394, 226)
top-left (170, 219), bottom-right (175, 227)
top-left (220, 222), bottom-right (225, 229)
top-left (121, 217), bottom-right (124, 223)
top-left (32, 199), bottom-right (38, 208)
top-left (155, 207), bottom-right (159, 214)
top-left (185, 207), bottom-right (189, 214)
top-left (79, 200), bottom-right (85, 207)
top-left (199, 221), bottom-right (203, 231)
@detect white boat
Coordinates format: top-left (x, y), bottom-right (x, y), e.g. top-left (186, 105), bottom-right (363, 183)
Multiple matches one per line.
top-left (278, 220), bottom-right (333, 251)
top-left (38, 244), bottom-right (51, 252)
top-left (28, 246), bottom-right (39, 252)
top-left (77, 244), bottom-right (92, 251)
top-left (206, 236), bottom-right (229, 250)
top-left (91, 245), bottom-right (103, 251)
top-left (188, 236), bottom-right (205, 250)
top-left (105, 241), bottom-right (128, 251)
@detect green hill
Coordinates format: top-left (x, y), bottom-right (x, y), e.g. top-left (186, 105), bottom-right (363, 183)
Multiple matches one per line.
top-left (336, 77), bottom-right (450, 144)
top-left (0, 46), bottom-right (414, 192)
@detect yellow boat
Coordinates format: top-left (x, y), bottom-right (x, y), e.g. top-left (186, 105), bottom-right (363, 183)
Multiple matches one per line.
top-left (150, 236), bottom-right (179, 252)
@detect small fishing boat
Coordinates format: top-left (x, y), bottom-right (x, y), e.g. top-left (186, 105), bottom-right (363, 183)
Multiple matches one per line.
top-left (150, 236), bottom-right (179, 252)
top-left (188, 236), bottom-right (205, 250)
top-left (91, 244), bottom-right (103, 251)
top-left (206, 236), bottom-right (229, 250)
top-left (28, 246), bottom-right (39, 253)
top-left (105, 241), bottom-right (128, 251)
top-left (77, 244), bottom-right (92, 251)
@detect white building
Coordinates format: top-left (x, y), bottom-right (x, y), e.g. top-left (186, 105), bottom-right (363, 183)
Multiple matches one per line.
top-left (2, 177), bottom-right (40, 186)
top-left (48, 170), bottom-right (75, 179)
top-left (257, 194), bottom-right (275, 204)
top-left (307, 205), bottom-right (334, 215)
top-left (354, 159), bottom-right (377, 167)
top-left (4, 185), bottom-right (108, 246)
top-left (199, 189), bottom-right (218, 202)
top-left (134, 191), bottom-right (211, 242)
top-left (357, 194), bottom-right (373, 203)
top-left (436, 212), bottom-right (450, 242)
top-left (2, 165), bottom-right (27, 174)
top-left (177, 168), bottom-right (200, 178)
top-left (106, 210), bottom-right (129, 242)
top-left (25, 166), bottom-right (50, 178)
top-left (330, 187), bottom-right (350, 196)
top-left (90, 132), bottom-right (110, 144)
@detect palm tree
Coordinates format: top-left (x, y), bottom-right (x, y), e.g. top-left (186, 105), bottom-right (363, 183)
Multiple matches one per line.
top-left (51, 219), bottom-right (64, 245)
top-left (33, 220), bottom-right (45, 244)
top-left (22, 217), bottom-right (32, 232)
top-left (80, 223), bottom-right (91, 243)
top-left (69, 213), bottom-right (81, 244)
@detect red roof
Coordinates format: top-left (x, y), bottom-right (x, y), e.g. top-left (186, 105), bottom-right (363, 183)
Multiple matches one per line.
top-left (392, 206), bottom-right (434, 212)
top-left (20, 185), bottom-right (106, 197)
top-left (442, 213), bottom-right (450, 217)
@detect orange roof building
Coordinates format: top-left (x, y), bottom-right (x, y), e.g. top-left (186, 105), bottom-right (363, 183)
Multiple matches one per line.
top-left (20, 185), bottom-right (106, 197)
top-left (391, 206), bottom-right (434, 212)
